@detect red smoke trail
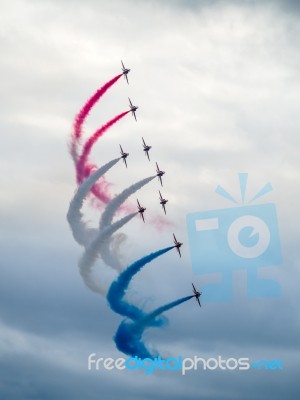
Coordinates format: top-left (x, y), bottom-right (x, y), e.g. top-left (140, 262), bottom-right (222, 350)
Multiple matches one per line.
top-left (71, 73), bottom-right (123, 161)
top-left (77, 111), bottom-right (129, 182)
top-left (76, 111), bottom-right (129, 204)
top-left (90, 176), bottom-right (112, 205)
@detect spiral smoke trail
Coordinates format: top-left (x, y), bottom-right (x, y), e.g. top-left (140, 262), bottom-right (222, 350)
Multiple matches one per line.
top-left (114, 296), bottom-right (194, 359)
top-left (98, 176), bottom-right (156, 271)
top-left (78, 212), bottom-right (138, 295)
top-left (67, 158), bottom-right (121, 247)
top-left (107, 247), bottom-right (174, 320)
top-left (77, 177), bottom-right (157, 293)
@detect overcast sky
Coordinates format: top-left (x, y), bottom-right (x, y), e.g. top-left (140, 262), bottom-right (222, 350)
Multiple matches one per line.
top-left (1, 0), bottom-right (300, 399)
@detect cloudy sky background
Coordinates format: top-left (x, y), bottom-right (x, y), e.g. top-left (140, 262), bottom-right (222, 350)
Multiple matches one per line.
top-left (1, 0), bottom-right (300, 398)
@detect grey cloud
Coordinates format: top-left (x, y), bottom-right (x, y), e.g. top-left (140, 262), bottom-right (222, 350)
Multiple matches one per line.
top-left (1, 0), bottom-right (300, 398)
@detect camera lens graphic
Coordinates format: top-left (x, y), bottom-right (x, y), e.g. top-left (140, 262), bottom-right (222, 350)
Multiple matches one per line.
top-left (227, 215), bottom-right (271, 259)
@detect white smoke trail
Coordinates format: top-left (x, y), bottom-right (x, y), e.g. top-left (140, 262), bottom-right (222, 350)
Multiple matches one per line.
top-left (78, 212), bottom-right (138, 295)
top-left (98, 176), bottom-right (156, 270)
top-left (67, 158), bottom-right (120, 246)
top-left (99, 176), bottom-right (155, 229)
top-left (100, 233), bottom-right (127, 273)
top-left (67, 165), bottom-right (155, 295)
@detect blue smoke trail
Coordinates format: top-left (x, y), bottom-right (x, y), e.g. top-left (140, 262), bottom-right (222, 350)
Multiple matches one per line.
top-left (114, 295), bottom-right (194, 359)
top-left (107, 247), bottom-right (174, 322)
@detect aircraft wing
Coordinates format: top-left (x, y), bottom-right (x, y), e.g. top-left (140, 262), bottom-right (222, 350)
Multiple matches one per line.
top-left (146, 151), bottom-right (150, 161)
top-left (121, 60), bottom-right (125, 69)
top-left (177, 246), bottom-right (181, 258)
top-left (141, 212), bottom-right (145, 223)
top-left (137, 199), bottom-right (141, 207)
top-left (142, 137), bottom-right (146, 146)
top-left (162, 203), bottom-right (166, 215)
top-left (159, 175), bottom-right (163, 186)
top-left (133, 110), bottom-right (137, 121)
top-left (128, 97), bottom-right (133, 107)
top-left (197, 297), bottom-right (201, 307)
top-left (125, 74), bottom-right (129, 84)
top-left (192, 283), bottom-right (196, 293)
top-left (123, 158), bottom-right (128, 168)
